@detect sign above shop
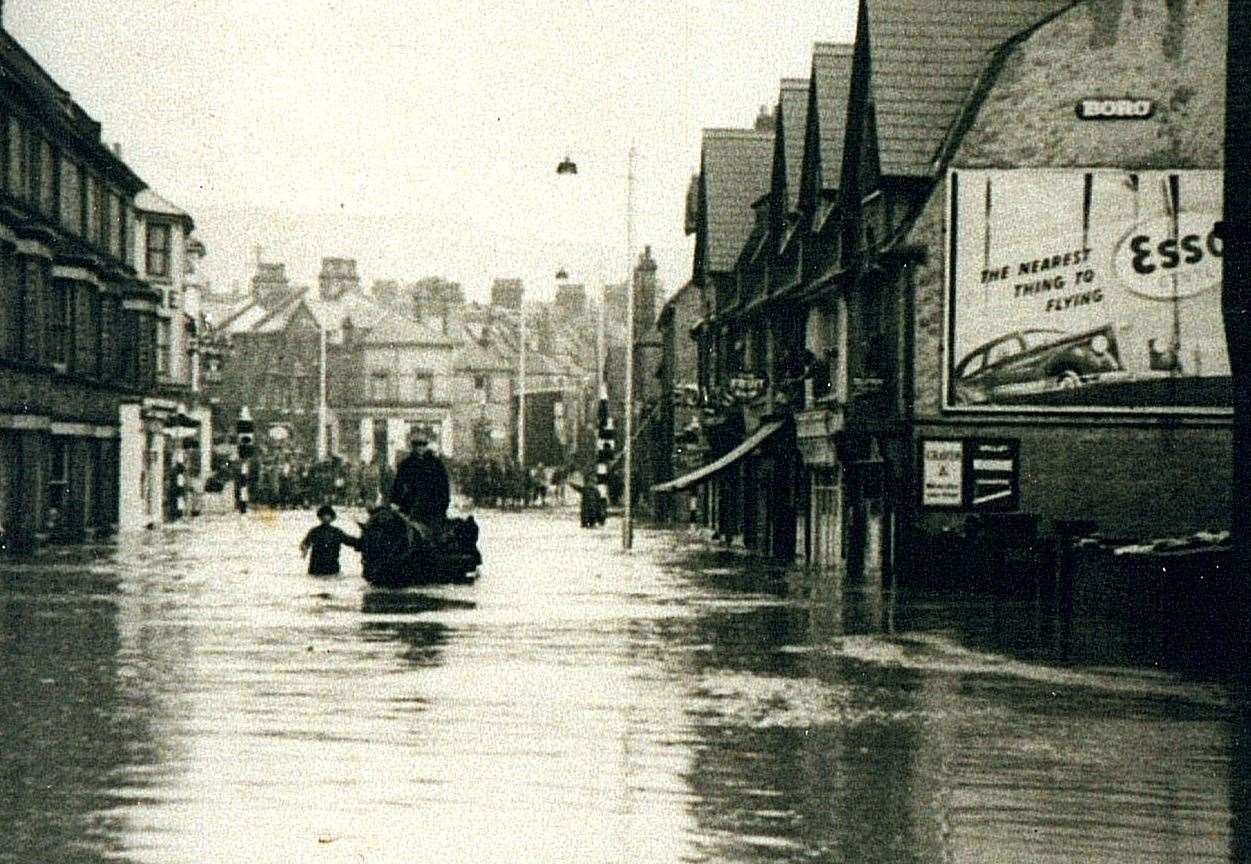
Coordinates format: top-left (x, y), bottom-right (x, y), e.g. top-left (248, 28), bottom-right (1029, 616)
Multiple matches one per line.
top-left (728, 375), bottom-right (766, 402)
top-left (1075, 98), bottom-right (1155, 120)
top-left (919, 437), bottom-right (1019, 511)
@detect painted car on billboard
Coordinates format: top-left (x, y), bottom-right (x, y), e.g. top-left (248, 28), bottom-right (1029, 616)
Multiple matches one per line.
top-left (953, 325), bottom-right (1123, 405)
top-left (945, 169), bottom-right (1230, 412)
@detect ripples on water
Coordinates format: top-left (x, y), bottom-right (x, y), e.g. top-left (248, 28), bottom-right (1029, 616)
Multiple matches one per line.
top-left (0, 509), bottom-right (1237, 863)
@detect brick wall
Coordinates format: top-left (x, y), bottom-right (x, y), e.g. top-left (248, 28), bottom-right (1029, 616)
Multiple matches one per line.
top-left (914, 420), bottom-right (1230, 537)
top-left (906, 0), bottom-right (1231, 538)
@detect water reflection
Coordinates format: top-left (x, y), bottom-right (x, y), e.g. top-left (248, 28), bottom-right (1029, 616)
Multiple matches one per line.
top-left (0, 514), bottom-right (1241, 863)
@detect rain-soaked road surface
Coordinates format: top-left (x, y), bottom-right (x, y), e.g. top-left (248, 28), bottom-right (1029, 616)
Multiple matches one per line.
top-left (0, 506), bottom-right (1239, 863)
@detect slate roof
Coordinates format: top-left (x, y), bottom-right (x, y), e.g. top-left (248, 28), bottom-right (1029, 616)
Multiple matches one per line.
top-left (778, 78), bottom-right (810, 213)
top-left (865, 0), bottom-right (1072, 177)
top-left (358, 312), bottom-right (455, 347)
top-left (811, 43), bottom-right (855, 194)
top-left (701, 129), bottom-right (774, 273)
top-left (455, 332), bottom-right (513, 372)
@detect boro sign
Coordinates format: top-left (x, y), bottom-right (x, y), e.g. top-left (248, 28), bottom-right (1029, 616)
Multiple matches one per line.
top-left (1075, 98), bottom-right (1154, 120)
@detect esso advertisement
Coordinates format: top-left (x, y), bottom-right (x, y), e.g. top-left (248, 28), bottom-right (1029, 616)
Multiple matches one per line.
top-left (946, 169), bottom-right (1230, 413)
top-left (1113, 212), bottom-right (1222, 302)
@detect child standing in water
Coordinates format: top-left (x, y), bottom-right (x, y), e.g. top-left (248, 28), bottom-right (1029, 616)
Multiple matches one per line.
top-left (299, 504), bottom-right (361, 575)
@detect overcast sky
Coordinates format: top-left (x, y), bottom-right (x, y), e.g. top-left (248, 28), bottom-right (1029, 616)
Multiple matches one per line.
top-left (6, 1), bottom-right (855, 303)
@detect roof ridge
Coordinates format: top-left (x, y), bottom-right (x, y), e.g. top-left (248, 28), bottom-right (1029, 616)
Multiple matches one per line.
top-left (703, 128), bottom-right (775, 140)
top-left (813, 41), bottom-right (854, 55)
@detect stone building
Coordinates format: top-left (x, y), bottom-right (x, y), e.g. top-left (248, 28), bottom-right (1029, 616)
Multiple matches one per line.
top-left (336, 314), bottom-right (460, 468)
top-left (126, 188), bottom-right (212, 528)
top-left (0, 21), bottom-right (159, 551)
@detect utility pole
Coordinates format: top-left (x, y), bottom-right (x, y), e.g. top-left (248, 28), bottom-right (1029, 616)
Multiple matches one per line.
top-left (623, 144), bottom-right (637, 551)
top-left (518, 309), bottom-right (527, 468)
top-left (1224, 0), bottom-right (1250, 588)
top-left (316, 325), bottom-right (328, 460)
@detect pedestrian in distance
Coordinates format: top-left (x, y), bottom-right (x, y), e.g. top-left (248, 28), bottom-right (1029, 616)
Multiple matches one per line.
top-left (299, 504), bottom-right (361, 576)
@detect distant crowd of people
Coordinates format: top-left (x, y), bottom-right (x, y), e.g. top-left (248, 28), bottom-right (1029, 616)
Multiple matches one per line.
top-left (246, 452), bottom-right (574, 513)
top-left (453, 458), bottom-right (568, 509)
top-left (253, 456), bottom-right (388, 510)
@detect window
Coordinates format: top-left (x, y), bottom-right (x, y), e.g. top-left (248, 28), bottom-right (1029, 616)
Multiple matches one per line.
top-left (47, 436), bottom-right (68, 520)
top-left (48, 280), bottom-right (72, 368)
top-left (146, 223), bottom-right (172, 279)
top-left (5, 116), bottom-right (23, 198)
top-left (157, 317), bottom-right (171, 378)
top-left (0, 243), bottom-right (21, 359)
top-left (23, 126), bottom-right (37, 205)
top-left (59, 157), bottom-right (79, 234)
top-left (370, 371), bottom-right (390, 401)
top-left (84, 173), bottom-right (99, 244)
top-left (38, 139), bottom-right (55, 217)
top-left (108, 191), bottom-right (124, 260)
top-left (986, 337), bottom-right (1022, 367)
top-left (94, 178), bottom-right (107, 249)
top-left (474, 374), bottom-right (489, 404)
top-left (414, 371), bottom-right (433, 403)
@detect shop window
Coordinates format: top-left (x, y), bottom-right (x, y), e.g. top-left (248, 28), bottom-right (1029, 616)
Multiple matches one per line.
top-left (146, 223), bottom-right (172, 279)
top-left (47, 437), bottom-right (68, 524)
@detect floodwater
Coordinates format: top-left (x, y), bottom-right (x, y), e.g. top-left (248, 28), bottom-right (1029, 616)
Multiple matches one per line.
top-left (0, 507), bottom-right (1238, 863)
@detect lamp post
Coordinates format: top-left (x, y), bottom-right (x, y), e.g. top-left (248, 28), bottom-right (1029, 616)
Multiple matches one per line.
top-left (557, 145), bottom-right (637, 550)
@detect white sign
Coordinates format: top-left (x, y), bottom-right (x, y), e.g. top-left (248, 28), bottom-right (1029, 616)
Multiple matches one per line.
top-left (921, 440), bottom-right (963, 507)
top-left (946, 169), bottom-right (1230, 413)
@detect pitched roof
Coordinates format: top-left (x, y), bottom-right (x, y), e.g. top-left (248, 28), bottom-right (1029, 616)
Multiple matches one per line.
top-left (811, 43), bottom-right (855, 193)
top-left (778, 78), bottom-right (810, 213)
top-left (359, 312), bottom-right (455, 347)
top-left (135, 188), bottom-right (194, 227)
top-left (455, 332), bottom-right (513, 372)
top-left (865, 0), bottom-right (1072, 177)
top-left (701, 129), bottom-right (774, 273)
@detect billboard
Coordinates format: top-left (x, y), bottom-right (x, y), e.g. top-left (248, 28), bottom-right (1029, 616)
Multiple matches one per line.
top-left (945, 169), bottom-right (1230, 413)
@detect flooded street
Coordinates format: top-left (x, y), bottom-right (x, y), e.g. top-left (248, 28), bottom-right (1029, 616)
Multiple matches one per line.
top-left (0, 507), bottom-right (1237, 863)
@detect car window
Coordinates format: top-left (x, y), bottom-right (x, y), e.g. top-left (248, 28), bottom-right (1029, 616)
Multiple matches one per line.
top-left (986, 337), bottom-right (1023, 366)
top-left (1019, 330), bottom-right (1065, 350)
top-left (959, 351), bottom-right (985, 377)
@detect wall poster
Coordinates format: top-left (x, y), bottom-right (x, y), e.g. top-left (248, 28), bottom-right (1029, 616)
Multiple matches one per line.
top-left (945, 169), bottom-right (1230, 413)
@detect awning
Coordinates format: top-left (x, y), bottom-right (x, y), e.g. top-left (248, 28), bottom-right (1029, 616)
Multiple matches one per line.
top-left (652, 419), bottom-right (785, 493)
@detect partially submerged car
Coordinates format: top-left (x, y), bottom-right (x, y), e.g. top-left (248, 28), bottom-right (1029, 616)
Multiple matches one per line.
top-left (954, 326), bottom-right (1123, 404)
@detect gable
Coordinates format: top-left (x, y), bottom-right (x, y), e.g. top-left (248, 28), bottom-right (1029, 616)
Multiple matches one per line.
top-left (865, 0), bottom-right (1073, 177)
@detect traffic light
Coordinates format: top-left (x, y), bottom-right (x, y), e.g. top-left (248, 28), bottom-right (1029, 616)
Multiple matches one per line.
top-left (236, 407), bottom-right (255, 513)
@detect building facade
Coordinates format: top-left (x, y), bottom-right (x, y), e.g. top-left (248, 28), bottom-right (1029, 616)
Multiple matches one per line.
top-left (658, 0), bottom-right (1232, 592)
top-left (0, 24), bottom-right (158, 551)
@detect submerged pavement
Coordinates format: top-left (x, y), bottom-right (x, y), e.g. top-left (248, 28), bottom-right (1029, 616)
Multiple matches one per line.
top-left (0, 507), bottom-right (1237, 863)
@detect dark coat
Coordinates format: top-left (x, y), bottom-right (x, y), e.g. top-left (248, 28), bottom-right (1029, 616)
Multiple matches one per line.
top-left (301, 523), bottom-right (360, 575)
top-left (392, 451), bottom-right (451, 524)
